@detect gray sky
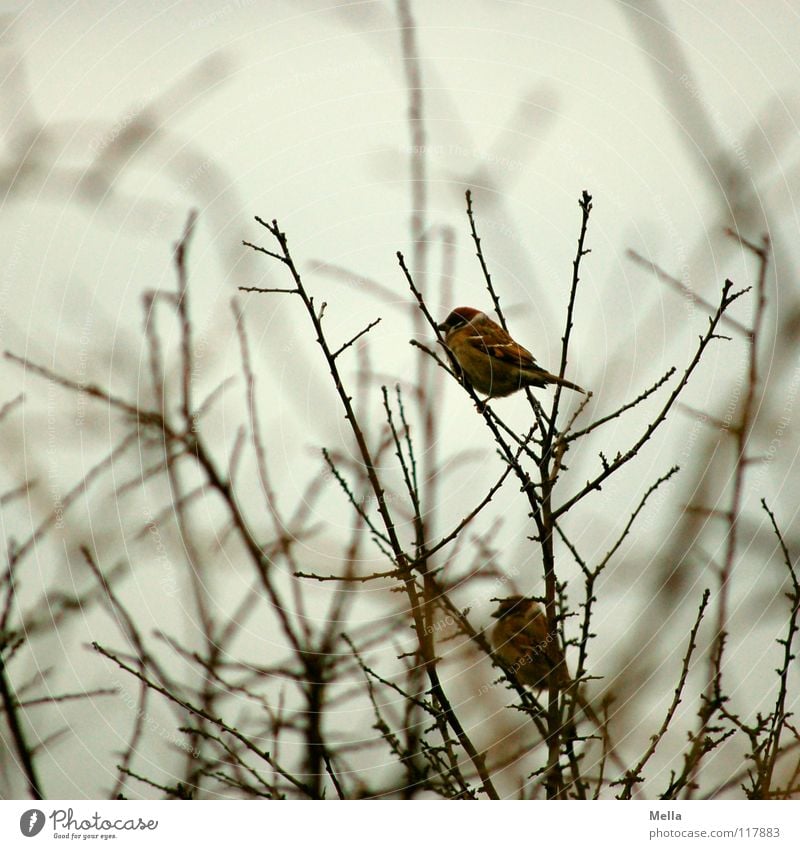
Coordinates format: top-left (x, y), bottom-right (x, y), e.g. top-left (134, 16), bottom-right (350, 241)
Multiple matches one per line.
top-left (1, 0), bottom-right (799, 798)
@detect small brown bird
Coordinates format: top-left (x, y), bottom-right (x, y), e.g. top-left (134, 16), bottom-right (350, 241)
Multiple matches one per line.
top-left (437, 306), bottom-right (585, 398)
top-left (490, 596), bottom-right (569, 689)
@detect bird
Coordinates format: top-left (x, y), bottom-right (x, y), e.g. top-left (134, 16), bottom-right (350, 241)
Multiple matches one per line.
top-left (490, 596), bottom-right (615, 749)
top-left (490, 595), bottom-right (569, 689)
top-left (437, 307), bottom-right (585, 399)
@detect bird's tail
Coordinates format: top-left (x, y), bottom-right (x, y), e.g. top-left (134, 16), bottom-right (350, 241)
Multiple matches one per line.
top-left (550, 373), bottom-right (586, 394)
top-left (526, 368), bottom-right (586, 394)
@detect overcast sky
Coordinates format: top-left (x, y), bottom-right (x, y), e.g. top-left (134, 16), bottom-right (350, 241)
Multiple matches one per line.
top-left (2, 0), bottom-right (799, 798)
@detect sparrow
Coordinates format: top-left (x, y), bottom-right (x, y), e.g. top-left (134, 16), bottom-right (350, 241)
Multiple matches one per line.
top-left (437, 307), bottom-right (584, 398)
top-left (490, 596), bottom-right (569, 689)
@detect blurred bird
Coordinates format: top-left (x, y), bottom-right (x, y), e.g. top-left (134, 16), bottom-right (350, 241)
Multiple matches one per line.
top-left (491, 596), bottom-right (617, 759)
top-left (490, 595), bottom-right (569, 689)
top-left (437, 307), bottom-right (585, 398)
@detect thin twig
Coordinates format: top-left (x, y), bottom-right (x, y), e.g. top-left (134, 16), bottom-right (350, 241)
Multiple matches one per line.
top-left (554, 280), bottom-right (749, 520)
top-left (565, 366), bottom-right (677, 444)
top-left (616, 589), bottom-right (711, 798)
top-left (331, 317), bottom-right (382, 360)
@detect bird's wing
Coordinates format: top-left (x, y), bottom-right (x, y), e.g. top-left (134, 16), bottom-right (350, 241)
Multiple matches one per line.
top-left (466, 325), bottom-right (538, 368)
top-left (512, 630), bottom-right (541, 655)
top-left (512, 615), bottom-right (549, 653)
top-left (519, 629), bottom-right (565, 672)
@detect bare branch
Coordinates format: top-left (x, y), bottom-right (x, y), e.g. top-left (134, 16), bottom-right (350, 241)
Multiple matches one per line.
top-left (332, 317), bottom-right (382, 360)
top-left (616, 589), bottom-right (711, 798)
top-left (554, 280), bottom-right (749, 520)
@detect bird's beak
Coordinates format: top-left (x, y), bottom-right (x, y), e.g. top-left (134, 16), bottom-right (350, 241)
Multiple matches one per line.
top-left (490, 609), bottom-right (502, 619)
top-left (436, 322), bottom-right (446, 333)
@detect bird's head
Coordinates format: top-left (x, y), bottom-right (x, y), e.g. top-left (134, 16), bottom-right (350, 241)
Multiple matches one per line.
top-left (437, 306), bottom-right (482, 334)
top-left (491, 595), bottom-right (535, 620)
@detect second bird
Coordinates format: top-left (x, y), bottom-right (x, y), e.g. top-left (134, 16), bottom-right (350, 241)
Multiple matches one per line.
top-left (491, 596), bottom-right (569, 689)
